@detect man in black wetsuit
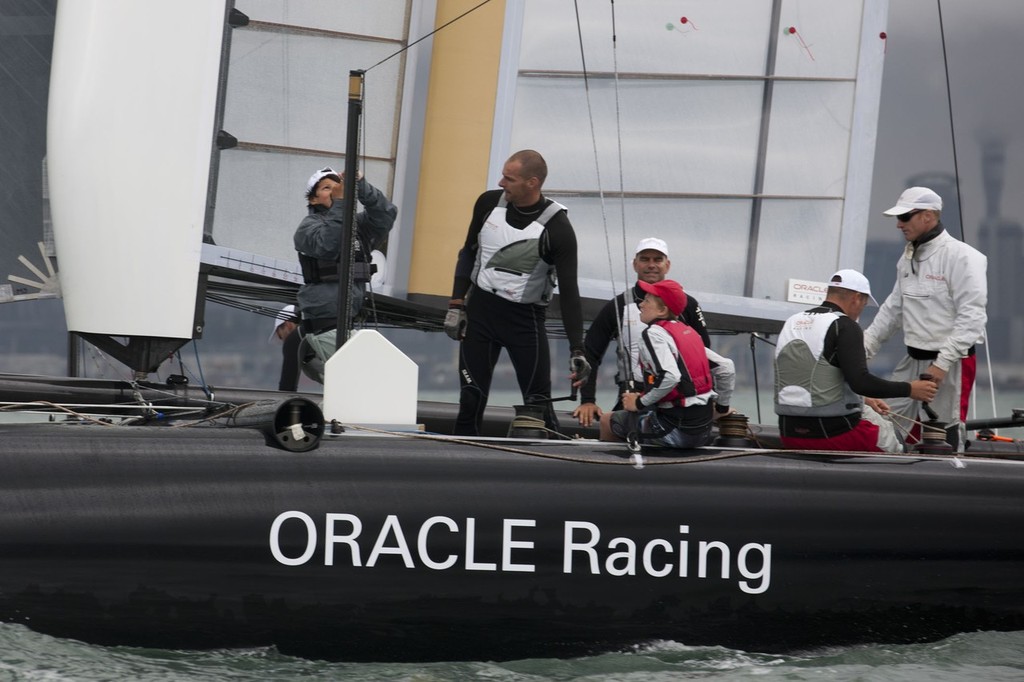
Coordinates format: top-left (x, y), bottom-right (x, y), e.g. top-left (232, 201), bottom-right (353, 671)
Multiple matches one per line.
top-left (774, 269), bottom-right (937, 452)
top-left (573, 238), bottom-right (712, 427)
top-left (444, 149), bottom-right (589, 436)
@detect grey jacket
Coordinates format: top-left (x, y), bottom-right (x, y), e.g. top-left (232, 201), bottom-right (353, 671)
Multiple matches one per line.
top-left (293, 176), bottom-right (397, 322)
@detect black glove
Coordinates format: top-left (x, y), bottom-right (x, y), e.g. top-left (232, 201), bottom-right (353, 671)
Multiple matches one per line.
top-left (443, 305), bottom-right (467, 340)
top-left (569, 351), bottom-right (591, 384)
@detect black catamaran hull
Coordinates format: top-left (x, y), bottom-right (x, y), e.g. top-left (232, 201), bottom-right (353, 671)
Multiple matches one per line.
top-left (2, 423), bottom-right (1022, 662)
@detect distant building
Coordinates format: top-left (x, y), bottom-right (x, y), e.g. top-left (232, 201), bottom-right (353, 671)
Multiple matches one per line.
top-left (976, 139), bottom-right (1024, 363)
top-left (865, 154), bottom-right (1024, 372)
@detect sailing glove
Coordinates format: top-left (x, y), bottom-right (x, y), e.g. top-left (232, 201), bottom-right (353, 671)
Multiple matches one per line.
top-left (444, 305), bottom-right (467, 340)
top-left (569, 351), bottom-right (591, 384)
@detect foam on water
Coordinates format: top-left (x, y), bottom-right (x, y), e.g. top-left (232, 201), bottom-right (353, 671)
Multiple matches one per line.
top-left (2, 624), bottom-right (1023, 682)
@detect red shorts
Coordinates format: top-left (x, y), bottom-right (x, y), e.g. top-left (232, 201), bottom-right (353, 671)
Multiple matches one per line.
top-left (960, 354), bottom-right (977, 421)
top-left (780, 419), bottom-right (883, 453)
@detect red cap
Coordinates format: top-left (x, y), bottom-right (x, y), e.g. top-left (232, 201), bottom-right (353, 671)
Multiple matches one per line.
top-left (638, 279), bottom-right (687, 316)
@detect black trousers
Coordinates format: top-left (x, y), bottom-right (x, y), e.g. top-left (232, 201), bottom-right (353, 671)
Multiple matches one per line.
top-left (454, 289), bottom-right (558, 436)
top-left (278, 328), bottom-right (301, 391)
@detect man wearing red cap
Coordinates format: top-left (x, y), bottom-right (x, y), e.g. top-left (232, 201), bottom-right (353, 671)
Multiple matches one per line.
top-left (599, 278), bottom-right (734, 449)
top-left (862, 186), bottom-right (987, 450)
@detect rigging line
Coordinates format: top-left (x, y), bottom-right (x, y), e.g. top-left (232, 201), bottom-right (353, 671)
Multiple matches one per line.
top-left (365, 0), bottom-right (496, 73)
top-left (609, 0), bottom-right (636, 388)
top-left (748, 332), bottom-right (776, 421)
top-left (190, 340), bottom-right (214, 400)
top-left (355, 78), bottom-right (384, 332)
top-left (937, 0), bottom-right (994, 425)
top-left (573, 0), bottom-right (632, 391)
top-left (749, 334), bottom-right (762, 424)
top-left (936, 0), bottom-right (966, 242)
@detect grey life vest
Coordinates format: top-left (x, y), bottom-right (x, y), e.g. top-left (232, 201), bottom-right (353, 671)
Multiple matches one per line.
top-left (774, 309), bottom-right (862, 417)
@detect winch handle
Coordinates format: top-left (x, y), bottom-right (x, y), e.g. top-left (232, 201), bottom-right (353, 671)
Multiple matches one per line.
top-left (919, 373), bottom-right (939, 421)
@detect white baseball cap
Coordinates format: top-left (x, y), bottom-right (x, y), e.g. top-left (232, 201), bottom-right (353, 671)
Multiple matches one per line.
top-left (882, 186), bottom-right (943, 215)
top-left (829, 269), bottom-right (877, 306)
top-left (634, 237), bottom-right (669, 257)
top-left (268, 304), bottom-right (297, 342)
top-left (305, 167), bottom-right (341, 196)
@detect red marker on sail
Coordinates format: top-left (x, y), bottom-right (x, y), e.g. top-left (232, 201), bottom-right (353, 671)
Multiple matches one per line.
top-left (786, 25), bottom-right (815, 61)
top-left (880, 31), bottom-right (888, 54)
top-left (666, 16), bottom-right (698, 36)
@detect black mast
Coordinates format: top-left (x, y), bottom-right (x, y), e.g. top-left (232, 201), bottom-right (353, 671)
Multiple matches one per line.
top-left (335, 70), bottom-right (364, 351)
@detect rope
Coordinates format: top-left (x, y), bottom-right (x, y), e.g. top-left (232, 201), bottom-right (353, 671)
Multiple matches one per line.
top-left (507, 414), bottom-right (574, 441)
top-left (889, 413), bottom-right (915, 443)
top-left (886, 410), bottom-right (950, 437)
top-left (344, 423), bottom-right (785, 466)
top-left (0, 400), bottom-right (117, 426)
top-left (980, 328), bottom-right (998, 434)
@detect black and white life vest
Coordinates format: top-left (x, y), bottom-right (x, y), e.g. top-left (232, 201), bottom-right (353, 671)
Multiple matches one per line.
top-left (774, 309), bottom-right (862, 417)
top-left (471, 196), bottom-right (567, 305)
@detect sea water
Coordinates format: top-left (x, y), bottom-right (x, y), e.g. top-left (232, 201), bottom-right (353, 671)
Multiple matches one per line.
top-left (2, 624), bottom-right (1023, 681)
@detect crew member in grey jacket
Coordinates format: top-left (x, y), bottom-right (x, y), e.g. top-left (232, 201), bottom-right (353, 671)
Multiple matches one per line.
top-left (293, 167), bottom-right (397, 381)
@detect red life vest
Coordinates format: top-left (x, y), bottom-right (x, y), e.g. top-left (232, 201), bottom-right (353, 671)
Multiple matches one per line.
top-left (644, 319), bottom-right (713, 405)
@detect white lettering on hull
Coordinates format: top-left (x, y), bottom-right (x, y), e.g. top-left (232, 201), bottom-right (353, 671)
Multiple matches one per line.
top-left (269, 513), bottom-right (772, 594)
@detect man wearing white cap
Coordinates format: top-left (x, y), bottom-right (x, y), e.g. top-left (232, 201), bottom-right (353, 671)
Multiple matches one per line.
top-left (573, 237), bottom-right (713, 427)
top-left (775, 270), bottom-right (938, 452)
top-left (293, 167), bottom-right (397, 382)
top-left (862, 186), bottom-right (987, 450)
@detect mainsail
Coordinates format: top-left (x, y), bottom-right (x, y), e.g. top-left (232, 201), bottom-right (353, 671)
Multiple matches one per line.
top-left (41, 0), bottom-right (889, 371)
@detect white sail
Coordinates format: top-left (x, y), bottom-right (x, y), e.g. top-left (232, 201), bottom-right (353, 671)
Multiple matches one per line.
top-left (45, 0), bottom-right (889, 342)
top-left (47, 0), bottom-right (224, 338)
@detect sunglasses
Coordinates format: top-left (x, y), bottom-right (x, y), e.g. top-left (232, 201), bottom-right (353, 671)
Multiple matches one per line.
top-left (896, 209), bottom-right (922, 223)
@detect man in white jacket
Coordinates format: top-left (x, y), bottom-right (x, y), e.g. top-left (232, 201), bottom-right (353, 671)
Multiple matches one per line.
top-left (862, 186), bottom-right (988, 450)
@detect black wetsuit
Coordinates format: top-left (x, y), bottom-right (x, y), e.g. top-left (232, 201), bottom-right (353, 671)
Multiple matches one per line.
top-left (451, 189), bottom-right (584, 436)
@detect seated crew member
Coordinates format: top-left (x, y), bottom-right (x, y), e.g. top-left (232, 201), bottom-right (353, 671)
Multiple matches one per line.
top-left (599, 279), bottom-right (734, 449)
top-left (293, 167), bottom-right (397, 383)
top-left (774, 269), bottom-right (938, 452)
top-left (574, 237), bottom-right (710, 427)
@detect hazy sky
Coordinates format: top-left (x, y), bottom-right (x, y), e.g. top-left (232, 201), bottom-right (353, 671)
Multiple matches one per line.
top-left (870, 0), bottom-right (1024, 243)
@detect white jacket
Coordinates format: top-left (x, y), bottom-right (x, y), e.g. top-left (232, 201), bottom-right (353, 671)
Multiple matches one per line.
top-left (863, 230), bottom-right (987, 372)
